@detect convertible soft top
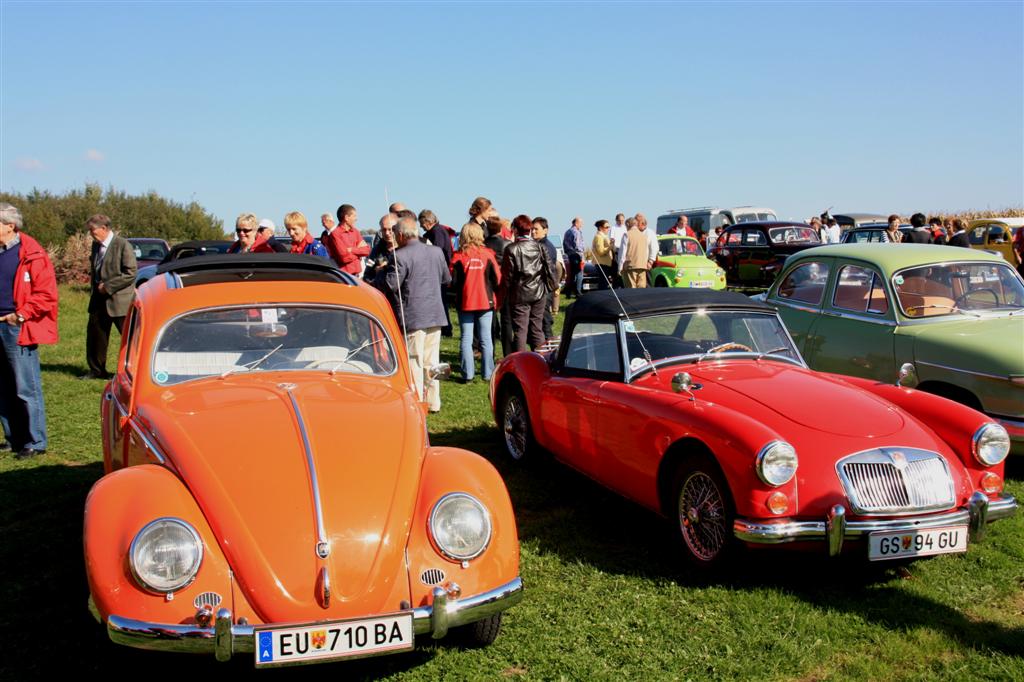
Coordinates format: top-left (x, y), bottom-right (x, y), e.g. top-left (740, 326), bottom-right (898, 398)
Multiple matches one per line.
top-left (156, 253), bottom-right (358, 286)
top-left (566, 288), bottom-right (772, 324)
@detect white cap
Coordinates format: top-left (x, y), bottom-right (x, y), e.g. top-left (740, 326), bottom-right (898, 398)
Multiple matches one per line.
top-left (258, 218), bottom-right (275, 230)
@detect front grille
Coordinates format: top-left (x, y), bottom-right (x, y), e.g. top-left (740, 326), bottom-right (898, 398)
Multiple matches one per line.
top-left (420, 568), bottom-right (446, 586)
top-left (838, 448), bottom-right (955, 515)
top-left (193, 592), bottom-right (222, 609)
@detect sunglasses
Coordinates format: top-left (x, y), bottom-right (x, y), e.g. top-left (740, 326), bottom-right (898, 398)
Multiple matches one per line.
top-left (236, 228), bottom-right (255, 235)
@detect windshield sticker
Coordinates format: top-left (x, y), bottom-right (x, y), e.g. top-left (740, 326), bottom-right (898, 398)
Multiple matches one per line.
top-left (154, 371), bottom-right (169, 384)
top-left (624, 321), bottom-right (636, 333)
top-left (893, 275), bottom-right (904, 286)
top-left (629, 357), bottom-right (647, 371)
top-left (261, 309), bottom-right (279, 324)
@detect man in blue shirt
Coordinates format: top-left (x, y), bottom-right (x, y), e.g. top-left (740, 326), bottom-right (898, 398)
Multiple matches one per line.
top-left (562, 216), bottom-right (585, 298)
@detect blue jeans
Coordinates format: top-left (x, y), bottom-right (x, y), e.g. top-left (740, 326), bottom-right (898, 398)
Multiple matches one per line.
top-left (458, 309), bottom-right (494, 381)
top-left (0, 323), bottom-right (47, 451)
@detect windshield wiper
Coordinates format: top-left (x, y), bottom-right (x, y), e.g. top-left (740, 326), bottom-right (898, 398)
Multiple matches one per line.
top-left (220, 344), bottom-right (283, 378)
top-left (756, 346), bottom-right (791, 359)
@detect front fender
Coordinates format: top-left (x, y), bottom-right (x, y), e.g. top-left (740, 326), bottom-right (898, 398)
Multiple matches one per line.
top-left (84, 465), bottom-right (234, 625)
top-left (491, 351), bottom-right (551, 442)
top-left (405, 447), bottom-right (519, 610)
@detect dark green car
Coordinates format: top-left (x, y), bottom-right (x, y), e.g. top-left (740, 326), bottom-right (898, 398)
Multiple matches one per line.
top-left (762, 244), bottom-right (1024, 454)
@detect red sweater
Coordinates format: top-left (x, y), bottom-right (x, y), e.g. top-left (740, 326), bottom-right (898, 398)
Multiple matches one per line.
top-left (323, 226), bottom-right (370, 274)
top-left (450, 246), bottom-right (501, 312)
top-left (11, 234), bottom-right (59, 346)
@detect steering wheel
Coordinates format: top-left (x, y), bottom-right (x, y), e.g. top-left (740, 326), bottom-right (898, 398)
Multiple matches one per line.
top-left (954, 288), bottom-right (999, 308)
top-left (304, 359), bottom-right (361, 372)
top-left (704, 342), bottom-right (754, 355)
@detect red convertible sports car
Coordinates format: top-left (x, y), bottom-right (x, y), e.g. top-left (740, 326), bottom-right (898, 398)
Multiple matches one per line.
top-left (490, 289), bottom-right (1016, 568)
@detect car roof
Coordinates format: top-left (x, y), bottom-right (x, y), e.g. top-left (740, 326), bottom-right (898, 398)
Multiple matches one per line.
top-left (833, 212), bottom-right (888, 221)
top-left (722, 221), bottom-right (810, 229)
top-left (969, 217), bottom-right (1024, 228)
top-left (787, 243), bottom-right (1006, 271)
top-left (565, 288), bottom-right (772, 325)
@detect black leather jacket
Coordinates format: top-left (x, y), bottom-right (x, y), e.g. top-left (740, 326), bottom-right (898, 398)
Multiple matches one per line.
top-left (502, 237), bottom-right (557, 306)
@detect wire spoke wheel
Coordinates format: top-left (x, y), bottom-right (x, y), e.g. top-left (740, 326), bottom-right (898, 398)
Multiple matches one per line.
top-left (501, 392), bottom-right (529, 461)
top-left (677, 469), bottom-right (729, 563)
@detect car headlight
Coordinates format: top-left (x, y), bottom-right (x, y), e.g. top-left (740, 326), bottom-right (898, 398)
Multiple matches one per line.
top-left (973, 423), bottom-right (1010, 466)
top-left (429, 493), bottom-right (492, 561)
top-left (756, 441), bottom-right (798, 486)
top-left (129, 518), bottom-right (204, 593)
top-left (715, 268), bottom-right (725, 277)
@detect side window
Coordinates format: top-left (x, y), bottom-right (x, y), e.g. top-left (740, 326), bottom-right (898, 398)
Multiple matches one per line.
top-left (563, 323), bottom-right (621, 374)
top-left (743, 230), bottom-right (767, 246)
top-left (776, 262), bottom-right (830, 305)
top-left (989, 226), bottom-right (1008, 244)
top-left (833, 265), bottom-right (889, 315)
top-left (123, 306), bottom-right (141, 379)
top-left (727, 231), bottom-right (742, 245)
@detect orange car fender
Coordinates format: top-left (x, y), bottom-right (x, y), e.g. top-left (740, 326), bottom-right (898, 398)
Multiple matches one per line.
top-left (84, 465), bottom-right (233, 624)
top-left (825, 373), bottom-right (1006, 485)
top-left (405, 447), bottom-right (519, 608)
top-left (656, 400), bottom-right (799, 520)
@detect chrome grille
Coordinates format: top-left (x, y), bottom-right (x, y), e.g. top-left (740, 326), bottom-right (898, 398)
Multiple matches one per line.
top-left (838, 448), bottom-right (955, 515)
top-left (193, 592), bottom-right (222, 609)
top-left (420, 568), bottom-right (446, 586)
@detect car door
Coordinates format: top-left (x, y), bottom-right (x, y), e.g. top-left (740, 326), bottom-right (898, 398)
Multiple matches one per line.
top-left (766, 258), bottom-right (834, 356)
top-left (737, 228), bottom-right (769, 285)
top-left (102, 303), bottom-right (141, 471)
top-left (804, 262), bottom-right (897, 381)
top-left (540, 321), bottom-right (622, 478)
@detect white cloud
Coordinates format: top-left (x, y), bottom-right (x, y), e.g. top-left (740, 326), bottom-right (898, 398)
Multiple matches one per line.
top-left (15, 157), bottom-right (44, 171)
top-left (84, 149), bottom-right (105, 162)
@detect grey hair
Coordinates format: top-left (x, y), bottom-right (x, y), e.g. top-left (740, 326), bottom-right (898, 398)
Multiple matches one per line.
top-left (398, 217), bottom-right (419, 241)
top-left (0, 202), bottom-right (23, 230)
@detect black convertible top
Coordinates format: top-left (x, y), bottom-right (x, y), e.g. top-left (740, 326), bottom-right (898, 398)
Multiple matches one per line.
top-left (156, 253), bottom-right (358, 286)
top-left (565, 288), bottom-right (771, 324)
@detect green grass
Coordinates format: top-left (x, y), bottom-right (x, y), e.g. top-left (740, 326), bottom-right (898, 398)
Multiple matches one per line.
top-left (1, 285), bottom-right (1021, 680)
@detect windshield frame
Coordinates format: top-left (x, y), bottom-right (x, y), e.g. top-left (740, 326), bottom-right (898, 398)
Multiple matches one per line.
top-left (890, 260), bottom-right (1024, 321)
top-left (148, 302), bottom-right (399, 386)
top-left (622, 308), bottom-right (807, 383)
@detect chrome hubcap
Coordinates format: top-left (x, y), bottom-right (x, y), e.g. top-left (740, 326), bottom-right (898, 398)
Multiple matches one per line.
top-left (503, 396), bottom-right (526, 460)
top-left (678, 471), bottom-right (726, 561)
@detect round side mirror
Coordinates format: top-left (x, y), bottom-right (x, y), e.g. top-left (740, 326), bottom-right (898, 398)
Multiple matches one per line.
top-left (897, 362), bottom-right (918, 388)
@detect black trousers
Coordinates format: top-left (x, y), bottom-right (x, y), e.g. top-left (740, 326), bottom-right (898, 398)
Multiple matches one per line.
top-left (87, 298), bottom-right (124, 377)
top-left (511, 298), bottom-right (546, 352)
top-left (493, 299), bottom-right (515, 356)
top-left (542, 291), bottom-right (555, 339)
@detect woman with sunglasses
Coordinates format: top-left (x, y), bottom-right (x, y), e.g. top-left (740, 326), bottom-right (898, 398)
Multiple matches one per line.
top-left (228, 213), bottom-right (276, 253)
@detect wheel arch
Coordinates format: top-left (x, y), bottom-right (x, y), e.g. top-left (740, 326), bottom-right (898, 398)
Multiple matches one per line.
top-left (656, 437), bottom-right (724, 517)
top-left (917, 380), bottom-right (983, 411)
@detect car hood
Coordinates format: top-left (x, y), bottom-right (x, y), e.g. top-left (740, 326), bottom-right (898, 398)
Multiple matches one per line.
top-left (904, 313), bottom-right (1024, 376)
top-left (140, 376), bottom-right (421, 622)
top-left (689, 361), bottom-right (905, 437)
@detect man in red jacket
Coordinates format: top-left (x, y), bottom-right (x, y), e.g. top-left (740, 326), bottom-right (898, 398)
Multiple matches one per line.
top-left (323, 204), bottom-right (370, 274)
top-left (0, 203), bottom-right (58, 460)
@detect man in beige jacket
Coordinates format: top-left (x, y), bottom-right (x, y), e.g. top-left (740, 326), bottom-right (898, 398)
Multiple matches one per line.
top-left (616, 217), bottom-right (650, 288)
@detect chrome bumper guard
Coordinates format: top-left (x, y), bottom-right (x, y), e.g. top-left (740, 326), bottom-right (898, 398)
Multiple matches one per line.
top-left (101, 576), bottom-right (523, 661)
top-left (734, 493), bottom-right (1017, 557)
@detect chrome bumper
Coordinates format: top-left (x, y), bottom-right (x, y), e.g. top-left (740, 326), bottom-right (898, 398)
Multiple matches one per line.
top-left (100, 576), bottom-right (523, 661)
top-left (734, 493), bottom-right (1017, 557)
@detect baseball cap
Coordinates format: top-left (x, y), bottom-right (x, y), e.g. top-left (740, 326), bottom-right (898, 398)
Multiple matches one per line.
top-left (258, 218), bottom-right (275, 231)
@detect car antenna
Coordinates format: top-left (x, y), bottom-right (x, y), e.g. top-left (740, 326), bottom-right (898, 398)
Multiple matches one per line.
top-left (598, 253), bottom-right (658, 378)
top-left (382, 189), bottom-right (415, 391)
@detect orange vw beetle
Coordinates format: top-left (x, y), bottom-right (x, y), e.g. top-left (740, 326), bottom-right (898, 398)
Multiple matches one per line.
top-left (85, 254), bottom-right (522, 667)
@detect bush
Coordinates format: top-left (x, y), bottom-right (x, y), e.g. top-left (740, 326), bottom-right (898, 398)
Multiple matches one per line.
top-left (0, 184), bottom-right (225, 246)
top-left (47, 233), bottom-right (93, 285)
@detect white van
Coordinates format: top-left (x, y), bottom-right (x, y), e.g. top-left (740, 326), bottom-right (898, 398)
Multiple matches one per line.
top-left (656, 206), bottom-right (778, 240)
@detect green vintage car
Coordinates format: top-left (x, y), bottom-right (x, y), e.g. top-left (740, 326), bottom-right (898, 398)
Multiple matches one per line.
top-left (762, 244), bottom-right (1024, 454)
top-left (650, 235), bottom-right (726, 289)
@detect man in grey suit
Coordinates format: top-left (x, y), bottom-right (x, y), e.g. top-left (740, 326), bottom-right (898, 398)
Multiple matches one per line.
top-left (85, 214), bottom-right (137, 379)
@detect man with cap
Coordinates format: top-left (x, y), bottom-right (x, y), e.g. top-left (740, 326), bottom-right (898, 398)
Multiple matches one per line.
top-left (257, 218), bottom-right (289, 252)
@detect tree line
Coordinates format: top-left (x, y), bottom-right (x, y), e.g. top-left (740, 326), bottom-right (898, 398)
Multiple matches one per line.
top-left (0, 183), bottom-right (225, 245)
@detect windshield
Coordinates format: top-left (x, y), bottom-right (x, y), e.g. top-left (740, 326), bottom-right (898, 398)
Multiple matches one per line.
top-left (659, 237), bottom-right (703, 257)
top-left (152, 305), bottom-right (397, 384)
top-left (623, 310), bottom-right (802, 374)
top-left (893, 262), bottom-right (1024, 318)
top-left (769, 227), bottom-right (819, 244)
top-left (132, 242), bottom-right (169, 260)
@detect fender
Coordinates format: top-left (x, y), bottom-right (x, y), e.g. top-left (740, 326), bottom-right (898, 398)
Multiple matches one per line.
top-left (84, 465), bottom-right (234, 624)
top-left (405, 447), bottom-right (520, 609)
top-left (491, 352), bottom-right (551, 443)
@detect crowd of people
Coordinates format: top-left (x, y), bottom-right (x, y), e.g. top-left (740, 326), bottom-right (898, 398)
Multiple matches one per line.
top-left (3, 196), bottom-right (1023, 453)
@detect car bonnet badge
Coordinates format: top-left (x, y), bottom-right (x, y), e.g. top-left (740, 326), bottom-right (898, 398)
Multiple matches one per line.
top-left (889, 451), bottom-right (908, 470)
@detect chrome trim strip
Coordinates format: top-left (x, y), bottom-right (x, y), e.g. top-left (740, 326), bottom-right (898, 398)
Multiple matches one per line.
top-left (128, 420), bottom-right (168, 465)
top-left (916, 359), bottom-right (1012, 382)
top-left (104, 577), bottom-right (525, 658)
top-left (770, 298), bottom-right (821, 315)
top-left (283, 388), bottom-right (330, 559)
top-left (733, 494), bottom-right (1017, 545)
top-left (819, 309), bottom-right (897, 326)
top-left (163, 272), bottom-right (182, 290)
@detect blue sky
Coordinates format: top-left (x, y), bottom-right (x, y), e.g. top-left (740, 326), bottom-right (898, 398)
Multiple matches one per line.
top-left (2, 1), bottom-right (1022, 238)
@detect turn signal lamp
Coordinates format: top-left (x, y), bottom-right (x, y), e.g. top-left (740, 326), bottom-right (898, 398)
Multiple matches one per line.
top-left (980, 472), bottom-right (1003, 494)
top-left (766, 492), bottom-right (789, 515)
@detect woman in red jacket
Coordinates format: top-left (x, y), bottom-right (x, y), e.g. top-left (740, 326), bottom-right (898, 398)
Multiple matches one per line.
top-left (450, 222), bottom-right (500, 381)
top-left (0, 202), bottom-right (58, 459)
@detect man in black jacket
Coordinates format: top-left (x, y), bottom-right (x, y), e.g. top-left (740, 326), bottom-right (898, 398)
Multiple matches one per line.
top-left (502, 215), bottom-right (557, 352)
top-left (531, 217), bottom-right (559, 340)
top-left (904, 213), bottom-right (933, 244)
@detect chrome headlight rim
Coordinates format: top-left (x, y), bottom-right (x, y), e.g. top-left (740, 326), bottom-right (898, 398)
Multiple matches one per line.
top-left (972, 423), bottom-right (1010, 467)
top-left (756, 440), bottom-right (799, 487)
top-left (129, 517), bottom-right (204, 594)
top-left (428, 492), bottom-right (493, 563)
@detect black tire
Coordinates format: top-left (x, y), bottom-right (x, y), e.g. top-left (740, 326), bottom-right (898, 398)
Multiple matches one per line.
top-left (498, 386), bottom-right (534, 461)
top-left (671, 456), bottom-right (736, 570)
top-left (453, 613), bottom-right (502, 647)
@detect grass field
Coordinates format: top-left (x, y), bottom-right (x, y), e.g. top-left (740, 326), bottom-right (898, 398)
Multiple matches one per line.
top-left (0, 284), bottom-right (1021, 680)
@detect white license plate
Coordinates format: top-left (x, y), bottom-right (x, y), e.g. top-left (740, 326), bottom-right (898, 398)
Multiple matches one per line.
top-left (255, 612), bottom-right (413, 666)
top-left (868, 525), bottom-right (968, 561)
top-left (691, 280), bottom-right (714, 288)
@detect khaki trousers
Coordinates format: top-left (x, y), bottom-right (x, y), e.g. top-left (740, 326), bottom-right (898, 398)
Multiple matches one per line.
top-left (623, 268), bottom-right (648, 288)
top-left (406, 327), bottom-right (442, 412)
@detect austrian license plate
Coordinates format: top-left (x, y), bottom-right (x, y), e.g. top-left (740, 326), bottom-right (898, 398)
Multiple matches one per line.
top-left (868, 525), bottom-right (968, 561)
top-left (255, 612), bottom-right (413, 667)
top-left (691, 280), bottom-right (714, 288)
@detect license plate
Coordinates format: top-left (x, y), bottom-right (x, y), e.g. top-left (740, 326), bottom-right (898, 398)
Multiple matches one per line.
top-left (255, 612), bottom-right (413, 666)
top-left (868, 525), bottom-right (968, 561)
top-left (691, 280), bottom-right (713, 288)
